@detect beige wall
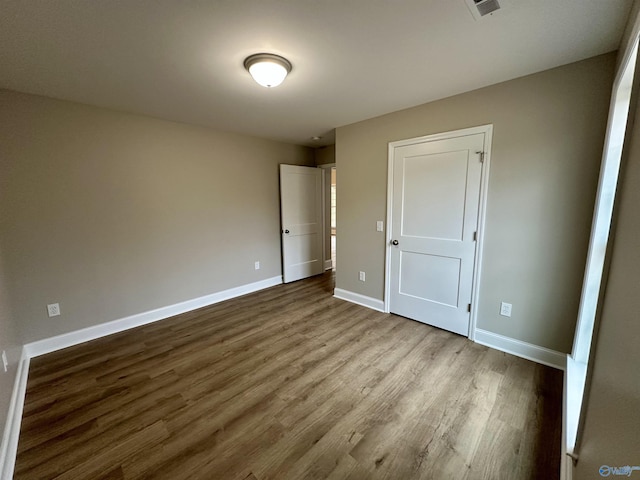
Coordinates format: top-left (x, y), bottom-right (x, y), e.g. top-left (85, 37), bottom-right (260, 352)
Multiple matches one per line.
top-left (0, 89), bottom-right (314, 344)
top-left (314, 145), bottom-right (336, 166)
top-left (336, 53), bottom-right (615, 353)
top-left (0, 244), bottom-right (21, 435)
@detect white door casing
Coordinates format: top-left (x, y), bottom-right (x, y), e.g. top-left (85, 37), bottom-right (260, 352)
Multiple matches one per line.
top-left (280, 164), bottom-right (324, 283)
top-left (385, 126), bottom-right (491, 337)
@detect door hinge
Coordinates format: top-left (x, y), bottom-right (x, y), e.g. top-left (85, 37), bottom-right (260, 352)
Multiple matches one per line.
top-left (467, 304), bottom-right (472, 313)
top-left (473, 231), bottom-right (478, 242)
top-left (476, 151), bottom-right (485, 163)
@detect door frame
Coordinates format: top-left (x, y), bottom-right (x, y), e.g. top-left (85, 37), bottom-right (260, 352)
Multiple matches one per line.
top-left (384, 124), bottom-right (493, 340)
top-left (317, 163), bottom-right (336, 271)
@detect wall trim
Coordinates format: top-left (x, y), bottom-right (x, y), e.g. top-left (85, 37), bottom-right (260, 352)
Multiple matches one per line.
top-left (334, 288), bottom-right (385, 312)
top-left (25, 276), bottom-right (282, 358)
top-left (324, 259), bottom-right (333, 271)
top-left (0, 349), bottom-right (30, 480)
top-left (474, 328), bottom-right (566, 370)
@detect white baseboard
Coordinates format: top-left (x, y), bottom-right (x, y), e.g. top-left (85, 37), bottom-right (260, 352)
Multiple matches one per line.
top-left (334, 288), bottom-right (385, 312)
top-left (0, 348), bottom-right (30, 480)
top-left (324, 259), bottom-right (333, 271)
top-left (25, 276), bottom-right (282, 358)
top-left (474, 328), bottom-right (566, 370)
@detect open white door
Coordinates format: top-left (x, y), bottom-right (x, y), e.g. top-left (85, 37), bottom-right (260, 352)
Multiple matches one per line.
top-left (387, 129), bottom-right (488, 336)
top-left (280, 164), bottom-right (324, 283)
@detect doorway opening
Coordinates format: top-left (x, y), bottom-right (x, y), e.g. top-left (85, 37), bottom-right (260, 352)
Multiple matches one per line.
top-left (318, 162), bottom-right (336, 275)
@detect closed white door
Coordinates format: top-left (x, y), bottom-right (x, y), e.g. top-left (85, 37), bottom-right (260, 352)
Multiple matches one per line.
top-left (280, 164), bottom-right (324, 283)
top-left (389, 133), bottom-right (485, 335)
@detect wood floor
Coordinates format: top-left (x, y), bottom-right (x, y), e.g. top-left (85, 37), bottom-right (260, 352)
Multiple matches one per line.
top-left (15, 273), bottom-right (562, 479)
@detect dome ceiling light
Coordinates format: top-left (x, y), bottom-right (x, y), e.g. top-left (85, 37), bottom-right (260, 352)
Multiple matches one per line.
top-left (244, 53), bottom-right (292, 88)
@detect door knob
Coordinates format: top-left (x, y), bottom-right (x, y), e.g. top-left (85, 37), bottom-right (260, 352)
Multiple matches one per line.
top-left (284, 229), bottom-right (290, 234)
top-left (392, 239), bottom-right (399, 245)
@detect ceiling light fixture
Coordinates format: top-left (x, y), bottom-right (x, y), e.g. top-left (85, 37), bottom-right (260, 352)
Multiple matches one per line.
top-left (244, 53), bottom-right (292, 88)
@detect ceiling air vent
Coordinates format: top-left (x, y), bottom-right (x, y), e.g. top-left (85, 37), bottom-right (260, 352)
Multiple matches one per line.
top-left (465, 0), bottom-right (501, 20)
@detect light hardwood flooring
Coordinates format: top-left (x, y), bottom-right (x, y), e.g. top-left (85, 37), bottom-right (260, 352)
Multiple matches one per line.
top-left (15, 272), bottom-right (562, 479)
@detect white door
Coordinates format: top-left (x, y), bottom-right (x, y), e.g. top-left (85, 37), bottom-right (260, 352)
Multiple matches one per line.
top-left (388, 132), bottom-right (486, 336)
top-left (280, 164), bottom-right (324, 283)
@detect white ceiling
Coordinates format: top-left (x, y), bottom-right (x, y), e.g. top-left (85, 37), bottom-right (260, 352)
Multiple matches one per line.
top-left (0, 1), bottom-right (632, 147)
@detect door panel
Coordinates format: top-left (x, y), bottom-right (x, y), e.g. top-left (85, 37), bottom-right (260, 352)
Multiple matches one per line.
top-left (280, 165), bottom-right (324, 283)
top-left (389, 133), bottom-right (485, 336)
top-left (399, 252), bottom-right (460, 307)
top-left (402, 150), bottom-right (468, 240)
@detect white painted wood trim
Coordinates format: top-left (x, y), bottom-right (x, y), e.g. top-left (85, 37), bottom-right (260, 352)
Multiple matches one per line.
top-left (572, 39), bottom-right (639, 363)
top-left (384, 124), bottom-right (493, 333)
top-left (387, 125), bottom-right (495, 149)
top-left (474, 329), bottom-right (566, 370)
top-left (25, 276), bottom-right (282, 358)
top-left (318, 164), bottom-right (335, 275)
top-left (334, 288), bottom-right (385, 312)
top-left (320, 166), bottom-right (327, 281)
top-left (384, 140), bottom-right (395, 313)
top-left (565, 356), bottom-right (587, 454)
top-left (561, 353), bottom-right (572, 480)
top-left (0, 348), bottom-right (30, 480)
top-left (615, 12), bottom-right (640, 89)
top-left (468, 125), bottom-right (492, 341)
top-left (562, 456), bottom-right (573, 480)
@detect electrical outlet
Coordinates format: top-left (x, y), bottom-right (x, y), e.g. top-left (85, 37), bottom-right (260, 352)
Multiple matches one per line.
top-left (500, 302), bottom-right (512, 317)
top-left (376, 221), bottom-right (384, 232)
top-left (359, 271), bottom-right (366, 282)
top-left (47, 303), bottom-right (61, 317)
top-left (1, 351), bottom-right (7, 373)
top-left (254, 261), bottom-right (260, 270)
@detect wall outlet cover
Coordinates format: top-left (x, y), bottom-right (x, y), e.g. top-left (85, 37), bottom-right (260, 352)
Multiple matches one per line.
top-left (47, 303), bottom-right (61, 317)
top-left (500, 302), bottom-right (512, 317)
